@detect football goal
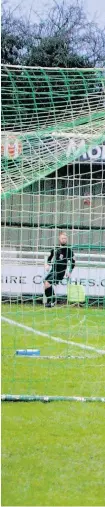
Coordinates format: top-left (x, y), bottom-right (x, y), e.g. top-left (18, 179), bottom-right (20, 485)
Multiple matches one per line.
top-left (1, 65), bottom-right (105, 403)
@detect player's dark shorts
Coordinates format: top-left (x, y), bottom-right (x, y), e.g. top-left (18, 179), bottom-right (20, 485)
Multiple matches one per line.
top-left (44, 269), bottom-right (64, 285)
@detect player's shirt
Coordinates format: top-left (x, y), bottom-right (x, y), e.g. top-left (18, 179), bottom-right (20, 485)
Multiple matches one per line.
top-left (47, 246), bottom-right (75, 277)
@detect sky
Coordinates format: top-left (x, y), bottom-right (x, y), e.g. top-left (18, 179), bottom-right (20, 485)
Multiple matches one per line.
top-left (7, 0), bottom-right (105, 28)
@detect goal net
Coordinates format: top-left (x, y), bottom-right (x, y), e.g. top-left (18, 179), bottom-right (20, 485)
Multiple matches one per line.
top-left (1, 65), bottom-right (105, 403)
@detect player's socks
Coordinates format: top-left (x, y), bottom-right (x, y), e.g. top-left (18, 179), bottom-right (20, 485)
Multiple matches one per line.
top-left (51, 287), bottom-right (56, 303)
top-left (45, 286), bottom-right (56, 304)
top-left (45, 286), bottom-right (52, 304)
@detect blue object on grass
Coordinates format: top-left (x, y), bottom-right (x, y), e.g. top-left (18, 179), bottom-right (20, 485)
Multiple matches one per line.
top-left (16, 349), bottom-right (40, 356)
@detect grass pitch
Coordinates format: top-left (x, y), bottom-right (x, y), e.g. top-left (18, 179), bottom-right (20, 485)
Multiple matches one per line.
top-left (1, 303), bottom-right (105, 506)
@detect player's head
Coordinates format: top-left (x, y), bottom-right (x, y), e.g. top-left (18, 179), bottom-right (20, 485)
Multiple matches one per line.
top-left (59, 231), bottom-right (67, 245)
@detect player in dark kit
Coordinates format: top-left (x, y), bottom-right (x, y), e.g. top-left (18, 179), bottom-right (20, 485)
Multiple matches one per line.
top-left (44, 231), bottom-right (75, 307)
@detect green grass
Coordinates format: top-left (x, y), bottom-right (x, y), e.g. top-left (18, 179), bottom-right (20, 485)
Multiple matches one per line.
top-left (1, 303), bottom-right (105, 506)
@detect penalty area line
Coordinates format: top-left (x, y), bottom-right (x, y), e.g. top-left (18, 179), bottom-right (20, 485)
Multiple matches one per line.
top-left (1, 315), bottom-right (105, 356)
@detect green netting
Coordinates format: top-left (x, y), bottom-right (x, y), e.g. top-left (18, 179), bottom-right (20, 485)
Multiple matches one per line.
top-left (1, 65), bottom-right (105, 404)
top-left (1, 65), bottom-right (105, 197)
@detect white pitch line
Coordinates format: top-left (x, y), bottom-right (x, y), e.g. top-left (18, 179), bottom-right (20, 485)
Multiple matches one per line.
top-left (1, 315), bottom-right (105, 355)
top-left (15, 355), bottom-right (101, 360)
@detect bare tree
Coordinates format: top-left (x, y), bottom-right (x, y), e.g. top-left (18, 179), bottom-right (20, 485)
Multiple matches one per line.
top-left (1, 0), bottom-right (105, 66)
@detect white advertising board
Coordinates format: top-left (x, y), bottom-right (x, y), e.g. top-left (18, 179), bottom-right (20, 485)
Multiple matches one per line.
top-left (1, 264), bottom-right (105, 297)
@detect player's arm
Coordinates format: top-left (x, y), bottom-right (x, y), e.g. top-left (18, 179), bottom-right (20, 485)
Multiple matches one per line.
top-left (70, 249), bottom-right (75, 271)
top-left (67, 248), bottom-right (75, 276)
top-left (47, 249), bottom-right (54, 263)
top-left (46, 249), bottom-right (54, 271)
